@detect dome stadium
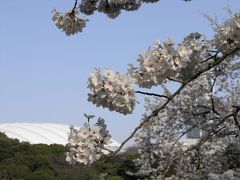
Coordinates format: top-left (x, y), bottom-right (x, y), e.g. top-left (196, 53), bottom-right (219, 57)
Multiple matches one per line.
top-left (0, 123), bottom-right (121, 151)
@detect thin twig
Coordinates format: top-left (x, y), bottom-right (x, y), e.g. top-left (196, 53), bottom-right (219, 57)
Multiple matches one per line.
top-left (70, 0), bottom-right (78, 15)
top-left (135, 91), bottom-right (170, 99)
top-left (201, 51), bottom-right (219, 63)
top-left (167, 77), bottom-right (183, 83)
top-left (232, 105), bottom-right (240, 132)
top-left (196, 104), bottom-right (220, 116)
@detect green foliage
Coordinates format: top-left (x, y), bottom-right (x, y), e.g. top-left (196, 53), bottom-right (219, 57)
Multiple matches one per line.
top-left (106, 176), bottom-right (124, 180)
top-left (0, 132), bottom-right (141, 179)
top-left (26, 169), bottom-right (56, 180)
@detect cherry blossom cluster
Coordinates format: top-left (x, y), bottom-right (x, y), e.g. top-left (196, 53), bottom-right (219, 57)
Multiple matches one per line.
top-left (109, 0), bottom-right (129, 5)
top-left (128, 33), bottom-right (211, 88)
top-left (214, 12), bottom-right (240, 55)
top-left (52, 8), bottom-right (88, 36)
top-left (127, 12), bottom-right (240, 89)
top-left (87, 68), bottom-right (136, 115)
top-left (78, 0), bottom-right (191, 19)
top-left (66, 115), bottom-right (111, 165)
top-left (52, 0), bottom-right (192, 35)
top-left (128, 40), bottom-right (176, 88)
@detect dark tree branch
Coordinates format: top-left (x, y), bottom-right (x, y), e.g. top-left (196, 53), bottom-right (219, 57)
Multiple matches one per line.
top-left (167, 77), bottom-right (184, 83)
top-left (196, 104), bottom-right (220, 116)
top-left (70, 0), bottom-right (78, 15)
top-left (201, 51), bottom-right (219, 63)
top-left (192, 110), bottom-right (211, 116)
top-left (135, 90), bottom-right (170, 99)
top-left (232, 105), bottom-right (240, 132)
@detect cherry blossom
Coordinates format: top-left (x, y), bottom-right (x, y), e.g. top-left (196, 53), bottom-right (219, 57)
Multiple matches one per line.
top-left (66, 116), bottom-right (111, 165)
top-left (87, 69), bottom-right (136, 114)
top-left (52, 8), bottom-right (88, 36)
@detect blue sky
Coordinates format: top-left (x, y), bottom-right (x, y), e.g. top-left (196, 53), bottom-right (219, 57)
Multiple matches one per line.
top-left (0, 0), bottom-right (239, 144)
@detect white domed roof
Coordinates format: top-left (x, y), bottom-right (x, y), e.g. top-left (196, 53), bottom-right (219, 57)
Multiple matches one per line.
top-left (0, 123), bottom-right (121, 150)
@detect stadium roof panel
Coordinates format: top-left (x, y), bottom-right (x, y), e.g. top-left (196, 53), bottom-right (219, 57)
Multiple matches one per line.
top-left (0, 123), bottom-right (121, 150)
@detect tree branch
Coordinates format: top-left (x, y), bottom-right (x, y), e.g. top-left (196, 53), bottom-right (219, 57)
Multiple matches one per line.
top-left (70, 0), bottom-right (78, 15)
top-left (106, 46), bottom-right (240, 160)
top-left (232, 105), bottom-right (240, 132)
top-left (167, 77), bottom-right (184, 83)
top-left (135, 90), bottom-right (170, 99)
top-left (201, 51), bottom-right (219, 63)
